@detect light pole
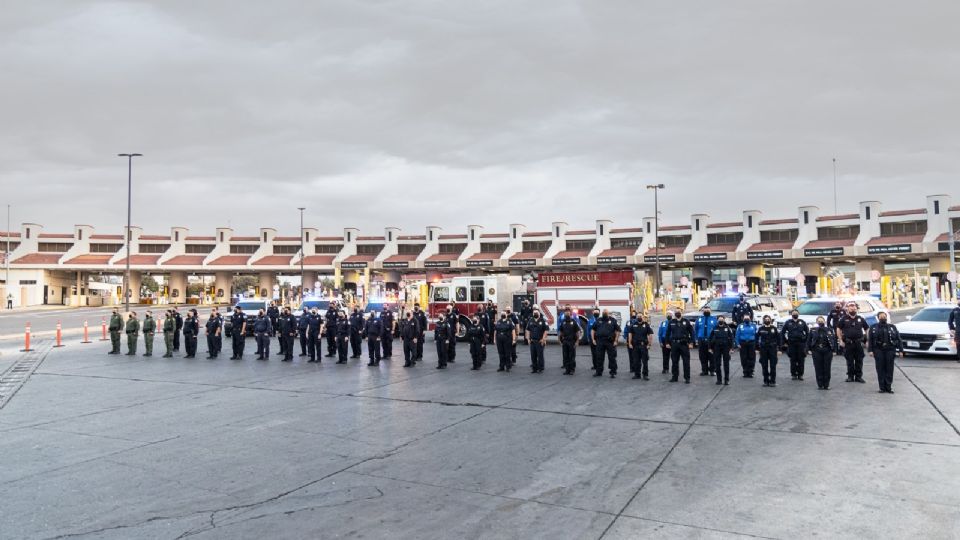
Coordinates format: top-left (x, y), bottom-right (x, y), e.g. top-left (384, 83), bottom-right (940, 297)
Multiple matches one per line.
top-left (646, 183), bottom-right (665, 296)
top-left (832, 158), bottom-right (838, 215)
top-left (5, 204), bottom-right (10, 307)
top-left (298, 207), bottom-right (306, 300)
top-left (118, 153), bottom-right (142, 312)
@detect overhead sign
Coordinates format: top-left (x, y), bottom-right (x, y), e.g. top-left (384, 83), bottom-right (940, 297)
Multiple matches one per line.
top-left (465, 259), bottom-right (493, 267)
top-left (866, 244), bottom-right (912, 255)
top-left (382, 261), bottom-right (409, 269)
top-left (341, 261), bottom-right (368, 269)
top-left (747, 250), bottom-right (784, 260)
top-left (551, 257), bottom-right (581, 266)
top-left (537, 271), bottom-right (634, 287)
top-left (509, 258), bottom-right (537, 266)
top-left (643, 254), bottom-right (676, 263)
top-left (597, 256), bottom-right (628, 264)
top-left (804, 247), bottom-right (844, 257)
top-left (424, 260), bottom-right (451, 268)
top-left (693, 253), bottom-right (727, 261)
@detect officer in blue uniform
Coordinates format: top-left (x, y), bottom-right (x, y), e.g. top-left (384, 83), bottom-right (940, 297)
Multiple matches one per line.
top-left (525, 309), bottom-right (549, 373)
top-left (735, 315), bottom-right (758, 378)
top-left (658, 312), bottom-right (672, 374)
top-left (695, 308), bottom-right (718, 376)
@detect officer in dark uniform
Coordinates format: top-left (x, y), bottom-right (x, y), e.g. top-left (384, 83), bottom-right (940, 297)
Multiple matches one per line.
top-left (275, 307), bottom-right (294, 361)
top-left (505, 306), bottom-right (520, 364)
top-left (587, 308), bottom-right (601, 370)
top-left (525, 309), bottom-right (549, 373)
top-left (731, 294), bottom-right (754, 325)
top-left (381, 308), bottom-right (396, 358)
top-left (657, 312), bottom-right (672, 374)
top-left (485, 301), bottom-right (497, 345)
top-left (297, 309), bottom-right (310, 357)
top-left (948, 299), bottom-right (960, 363)
top-left (400, 311), bottom-right (420, 367)
top-left (349, 308), bottom-right (363, 358)
top-left (757, 315), bottom-right (780, 387)
top-left (205, 311), bottom-right (221, 359)
top-left (807, 316), bottom-right (836, 389)
top-left (826, 301), bottom-right (845, 331)
top-left (868, 312), bottom-right (904, 393)
top-left (253, 309), bottom-right (273, 360)
top-left (445, 304), bottom-right (459, 362)
top-left (837, 303), bottom-right (869, 383)
top-left (229, 306), bottom-right (246, 360)
top-left (467, 315), bottom-right (486, 370)
top-left (212, 308), bottom-right (224, 357)
top-left (324, 302), bottom-right (338, 357)
top-left (306, 308), bottom-right (322, 362)
top-left (335, 310), bottom-right (351, 364)
top-left (591, 309), bottom-right (620, 378)
top-left (627, 313), bottom-right (653, 380)
top-left (434, 313), bottom-right (451, 369)
top-left (267, 302), bottom-right (282, 355)
top-left (363, 312), bottom-right (383, 366)
top-left (172, 307), bottom-right (183, 352)
top-left (780, 309), bottom-right (809, 380)
top-left (494, 312), bottom-right (516, 372)
top-left (475, 308), bottom-right (490, 364)
top-left (665, 310), bottom-right (694, 383)
top-left (708, 315), bottom-right (735, 385)
top-left (558, 306), bottom-right (581, 375)
top-left (413, 303), bottom-right (428, 361)
top-left (183, 309), bottom-right (199, 358)
top-left (734, 315), bottom-right (758, 378)
top-left (519, 299), bottom-right (533, 344)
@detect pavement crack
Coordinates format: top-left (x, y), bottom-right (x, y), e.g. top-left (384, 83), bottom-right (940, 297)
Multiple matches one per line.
top-left (896, 362), bottom-right (960, 438)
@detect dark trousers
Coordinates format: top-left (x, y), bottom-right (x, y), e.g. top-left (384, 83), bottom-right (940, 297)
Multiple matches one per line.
top-left (337, 336), bottom-right (349, 362)
top-left (206, 335), bottom-right (217, 357)
top-left (530, 342), bottom-right (545, 371)
top-left (213, 335), bottom-right (222, 355)
top-left (403, 338), bottom-right (416, 364)
top-left (739, 341), bottom-right (756, 376)
top-left (326, 332), bottom-right (336, 356)
top-left (510, 338), bottom-right (517, 363)
top-left (350, 332), bottom-right (362, 357)
top-left (670, 342), bottom-right (690, 380)
top-left (307, 333), bottom-right (319, 361)
top-left (299, 329), bottom-right (308, 355)
top-left (787, 342), bottom-right (806, 377)
top-left (874, 349), bottom-right (896, 391)
top-left (594, 340), bottom-right (617, 375)
top-left (173, 330), bottom-right (181, 351)
top-left (811, 348), bottom-right (832, 387)
top-left (278, 332), bottom-right (286, 355)
top-left (232, 333), bottom-right (244, 358)
top-left (417, 332), bottom-right (425, 359)
top-left (660, 345), bottom-right (670, 371)
top-left (367, 339), bottom-right (381, 364)
top-left (256, 333), bottom-right (270, 358)
top-left (382, 335), bottom-right (393, 357)
top-left (759, 345), bottom-right (778, 383)
top-left (436, 338), bottom-right (449, 368)
top-left (496, 335), bottom-right (512, 369)
top-left (470, 340), bottom-right (483, 369)
top-left (713, 346), bottom-right (730, 382)
top-left (283, 334), bottom-right (295, 360)
top-left (447, 337), bottom-right (457, 361)
top-left (629, 346), bottom-right (649, 377)
top-left (479, 336), bottom-right (487, 362)
top-left (844, 341), bottom-right (865, 378)
top-left (698, 342), bottom-right (713, 374)
top-left (185, 335), bottom-right (197, 357)
top-left (561, 341), bottom-right (577, 372)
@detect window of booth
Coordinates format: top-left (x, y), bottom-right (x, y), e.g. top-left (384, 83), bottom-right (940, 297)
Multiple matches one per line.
top-left (880, 220), bottom-right (927, 237)
top-left (707, 232), bottom-right (742, 245)
top-left (760, 229), bottom-right (799, 242)
top-left (139, 243), bottom-right (170, 253)
top-left (611, 237), bottom-right (643, 249)
top-left (817, 226), bottom-right (859, 240)
top-left (230, 244), bottom-right (257, 254)
top-left (566, 239), bottom-right (595, 251)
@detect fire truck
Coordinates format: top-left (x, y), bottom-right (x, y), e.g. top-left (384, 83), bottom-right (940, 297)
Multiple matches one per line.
top-left (535, 270), bottom-right (635, 331)
top-left (427, 275), bottom-right (523, 338)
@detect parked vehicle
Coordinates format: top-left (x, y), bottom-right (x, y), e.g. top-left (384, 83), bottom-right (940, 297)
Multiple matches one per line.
top-left (535, 270), bottom-right (634, 333)
top-left (895, 305), bottom-right (957, 357)
top-left (794, 296), bottom-right (891, 326)
top-left (684, 294), bottom-right (792, 324)
top-left (224, 299), bottom-right (269, 336)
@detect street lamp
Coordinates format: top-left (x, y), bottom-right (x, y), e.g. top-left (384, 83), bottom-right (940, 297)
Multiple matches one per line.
top-left (298, 207), bottom-right (306, 300)
top-left (118, 153), bottom-right (142, 312)
top-left (646, 183), bottom-right (665, 296)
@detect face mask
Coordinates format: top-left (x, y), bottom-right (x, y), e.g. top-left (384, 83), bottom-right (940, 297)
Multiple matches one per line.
top-left (704, 311), bottom-right (711, 316)
top-left (601, 314), bottom-right (609, 320)
top-left (500, 315), bottom-right (506, 320)
top-left (533, 313), bottom-right (540, 318)
top-left (879, 318), bottom-right (887, 324)
top-left (818, 321), bottom-right (826, 327)
top-left (792, 314), bottom-right (799, 319)
top-left (438, 316), bottom-right (445, 322)
top-left (764, 320), bottom-right (771, 326)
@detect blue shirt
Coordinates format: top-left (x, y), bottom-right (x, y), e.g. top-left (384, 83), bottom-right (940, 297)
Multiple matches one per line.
top-left (695, 315), bottom-right (718, 342)
top-left (658, 319), bottom-right (671, 344)
top-left (735, 322), bottom-right (758, 345)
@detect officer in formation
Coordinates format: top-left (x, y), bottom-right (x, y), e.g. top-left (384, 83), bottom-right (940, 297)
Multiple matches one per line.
top-left (949, 299), bottom-right (960, 363)
top-left (475, 307), bottom-right (491, 364)
top-left (734, 315), bottom-right (757, 378)
top-left (757, 315), bottom-right (780, 387)
top-left (836, 303), bottom-right (868, 383)
top-left (695, 307), bottom-right (717, 376)
top-left (525, 308), bottom-right (549, 373)
top-left (807, 315), bottom-right (836, 390)
top-left (780, 309), bottom-right (809, 380)
top-left (279, 307), bottom-right (297, 361)
top-left (400, 310), bottom-right (421, 367)
top-left (268, 301), bottom-right (282, 355)
top-left (826, 301), bottom-right (845, 331)
top-left (591, 309), bottom-right (620, 378)
top-left (485, 300), bottom-right (497, 347)
top-left (125, 311), bottom-right (140, 355)
top-left (731, 294), bottom-right (754, 325)
top-left (494, 310), bottom-right (516, 372)
top-left (306, 308), bottom-right (323, 362)
top-left (867, 312), bottom-right (904, 393)
top-left (363, 312), bottom-right (383, 366)
top-left (349, 308), bottom-right (364, 358)
top-left (665, 310), bottom-right (694, 383)
top-left (172, 307), bottom-right (183, 352)
top-left (467, 313), bottom-right (487, 370)
top-left (162, 310), bottom-right (175, 357)
top-left (381, 308), bottom-right (396, 358)
top-left (211, 308), bottom-right (224, 357)
top-left (141, 311), bottom-right (156, 357)
top-left (434, 312), bottom-right (452, 369)
top-left (229, 306), bottom-right (246, 360)
top-left (708, 315), bottom-right (734, 385)
top-left (183, 309), bottom-right (199, 358)
top-left (657, 312), bottom-right (672, 374)
top-left (557, 306), bottom-right (581, 375)
top-left (205, 311), bottom-right (221, 359)
top-left (412, 303), bottom-right (428, 361)
top-left (335, 310), bottom-right (352, 363)
top-left (626, 312), bottom-right (653, 380)
top-left (324, 301), bottom-right (339, 357)
top-left (446, 303), bottom-right (460, 362)
top-left (107, 308), bottom-right (123, 354)
top-left (297, 309), bottom-right (310, 357)
top-left (519, 299), bottom-right (533, 344)
top-left (586, 308), bottom-right (600, 370)
top-left (254, 309), bottom-right (274, 360)
top-left (505, 306), bottom-right (520, 364)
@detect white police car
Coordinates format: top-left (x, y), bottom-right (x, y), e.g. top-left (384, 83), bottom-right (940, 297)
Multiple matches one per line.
top-left (895, 305), bottom-right (958, 357)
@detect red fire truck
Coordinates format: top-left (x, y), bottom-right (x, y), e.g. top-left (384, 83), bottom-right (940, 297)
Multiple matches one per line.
top-left (427, 275), bottom-right (523, 337)
top-left (535, 270), bottom-right (635, 330)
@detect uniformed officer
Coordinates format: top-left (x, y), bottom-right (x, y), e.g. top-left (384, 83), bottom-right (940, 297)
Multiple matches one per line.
top-left (591, 309), bottom-right (620, 378)
top-left (307, 308), bottom-right (323, 362)
top-left (505, 306), bottom-right (520, 364)
top-left (108, 308), bottom-right (123, 354)
top-left (475, 308), bottom-right (490, 364)
top-left (868, 312), bottom-right (904, 393)
top-left (665, 310), bottom-right (694, 383)
top-left (229, 306), bottom-right (246, 359)
top-left (734, 315), bottom-right (758, 378)
top-left (400, 311), bottom-right (420, 367)
top-left (413, 303), bottom-right (428, 361)
top-left (467, 315), bottom-right (486, 370)
top-left (324, 302), bottom-right (339, 357)
top-left (757, 315), bottom-right (780, 387)
top-left (731, 294), bottom-right (754, 325)
top-left (211, 308), bottom-right (224, 357)
top-left (279, 307), bottom-right (297, 361)
top-left (363, 312), bottom-right (383, 366)
top-left (125, 311), bottom-right (140, 355)
top-left (708, 315), bottom-right (735, 385)
top-left (807, 316), bottom-right (837, 390)
top-left (657, 312), bottom-right (672, 374)
top-left (267, 301), bottom-right (282, 355)
top-left (434, 313), bottom-right (452, 369)
top-left (162, 310), bottom-right (175, 358)
top-left (297, 308), bottom-right (310, 357)
top-left (445, 304), bottom-right (459, 362)
top-left (485, 301), bottom-right (497, 345)
top-left (253, 309), bottom-right (273, 360)
top-left (494, 312), bottom-right (516, 372)
top-left (525, 309), bottom-right (549, 373)
top-left (183, 309), bottom-right (199, 358)
top-left (948, 299), bottom-right (960, 363)
top-left (826, 301), bottom-right (845, 331)
top-left (141, 311), bottom-right (156, 357)
top-left (381, 308), bottom-right (396, 358)
top-left (587, 308), bottom-right (600, 371)
top-left (205, 311), bottom-right (221, 359)
top-left (335, 310), bottom-right (351, 364)
top-left (623, 310), bottom-right (638, 373)
top-left (836, 303), bottom-right (868, 383)
top-left (171, 307), bottom-right (183, 352)
top-left (519, 299), bottom-right (533, 344)
top-left (695, 307), bottom-right (718, 376)
top-left (780, 309), bottom-right (809, 380)
top-left (627, 313), bottom-right (653, 380)
top-left (349, 308), bottom-right (364, 358)
top-left (558, 306), bottom-right (581, 375)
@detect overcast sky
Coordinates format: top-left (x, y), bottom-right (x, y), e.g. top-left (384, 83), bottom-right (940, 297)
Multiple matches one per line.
top-left (2, 1), bottom-right (958, 237)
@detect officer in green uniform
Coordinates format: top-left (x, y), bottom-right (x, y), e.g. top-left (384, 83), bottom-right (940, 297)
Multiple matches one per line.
top-left (108, 308), bottom-right (123, 354)
top-left (142, 311), bottom-right (156, 356)
top-left (125, 312), bottom-right (141, 355)
top-left (162, 310), bottom-right (175, 357)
